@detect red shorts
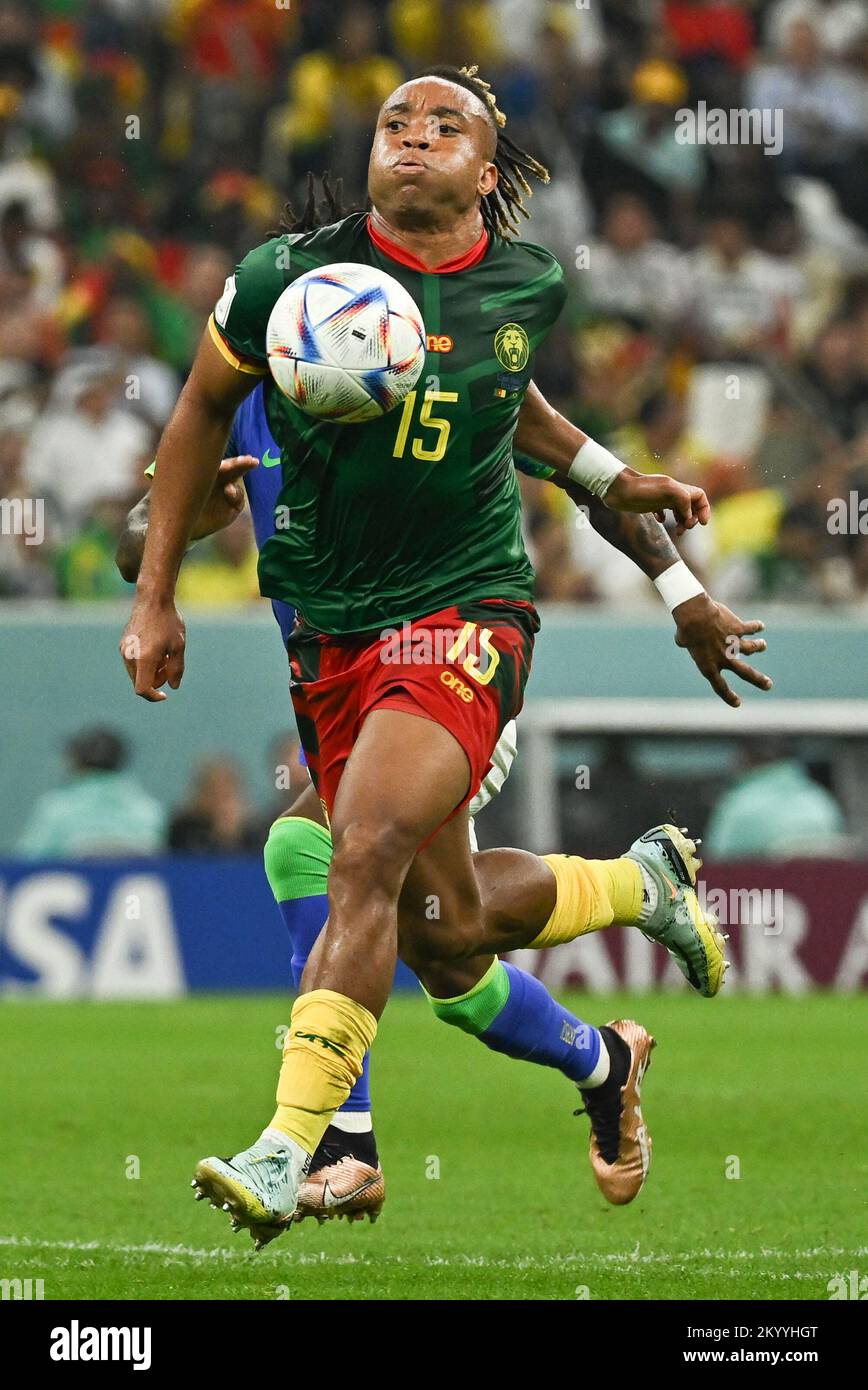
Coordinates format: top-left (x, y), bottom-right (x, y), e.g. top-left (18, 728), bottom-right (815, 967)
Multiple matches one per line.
top-left (287, 598), bottom-right (539, 826)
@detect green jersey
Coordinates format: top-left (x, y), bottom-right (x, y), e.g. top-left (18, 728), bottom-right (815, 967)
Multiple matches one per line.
top-left (211, 212), bottom-right (566, 633)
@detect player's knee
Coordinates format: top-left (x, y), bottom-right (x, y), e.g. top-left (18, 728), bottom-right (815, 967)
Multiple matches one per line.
top-left (263, 814), bottom-right (332, 901)
top-left (329, 819), bottom-right (417, 905)
top-left (396, 923), bottom-right (441, 976)
top-left (398, 910), bottom-right (486, 971)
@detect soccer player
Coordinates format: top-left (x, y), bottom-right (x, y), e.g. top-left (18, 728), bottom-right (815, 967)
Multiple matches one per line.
top-left (120, 65), bottom-right (769, 1243)
top-left (119, 375), bottom-right (768, 1224)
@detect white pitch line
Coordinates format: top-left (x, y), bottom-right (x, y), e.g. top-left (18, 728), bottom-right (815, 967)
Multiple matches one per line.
top-left (0, 1235), bottom-right (865, 1269)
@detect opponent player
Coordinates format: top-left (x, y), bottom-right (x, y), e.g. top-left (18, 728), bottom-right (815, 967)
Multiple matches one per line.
top-left (120, 65), bottom-right (768, 1242)
top-left (118, 371), bottom-right (768, 1223)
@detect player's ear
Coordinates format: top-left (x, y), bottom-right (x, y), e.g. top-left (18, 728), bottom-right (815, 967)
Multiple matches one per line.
top-left (478, 161), bottom-right (497, 198)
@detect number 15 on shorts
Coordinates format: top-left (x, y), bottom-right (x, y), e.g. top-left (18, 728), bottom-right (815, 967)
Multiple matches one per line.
top-left (447, 621), bottom-right (500, 686)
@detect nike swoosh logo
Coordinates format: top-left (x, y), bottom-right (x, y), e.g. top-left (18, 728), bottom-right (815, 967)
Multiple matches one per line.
top-left (261, 448), bottom-right (281, 468)
top-left (322, 1175), bottom-right (378, 1209)
top-left (659, 870), bottom-right (679, 902)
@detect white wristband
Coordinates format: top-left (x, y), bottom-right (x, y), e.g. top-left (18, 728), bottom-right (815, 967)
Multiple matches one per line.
top-left (654, 559), bottom-right (705, 613)
top-left (567, 437), bottom-right (625, 498)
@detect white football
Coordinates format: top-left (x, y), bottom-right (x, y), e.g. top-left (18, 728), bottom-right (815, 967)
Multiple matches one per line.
top-left (266, 262), bottom-right (426, 423)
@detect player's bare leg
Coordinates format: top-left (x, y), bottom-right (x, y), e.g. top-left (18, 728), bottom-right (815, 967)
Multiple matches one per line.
top-left (304, 709), bottom-right (477, 1005)
top-left (277, 776), bottom-right (724, 993)
top-left (396, 812), bottom-right (656, 1205)
top-left (260, 790), bottom-right (718, 1226)
top-left (194, 708), bottom-right (479, 1244)
top-left (470, 827), bottom-right (727, 997)
top-left (393, 809), bottom-right (724, 997)
top-left (265, 787), bottom-right (385, 1226)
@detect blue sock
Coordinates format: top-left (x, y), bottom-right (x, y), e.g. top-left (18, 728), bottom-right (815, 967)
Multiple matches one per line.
top-left (265, 818), bottom-right (371, 1114)
top-left (276, 895), bottom-right (372, 1112)
top-left (429, 960), bottom-right (603, 1086)
top-left (281, 894), bottom-right (328, 991)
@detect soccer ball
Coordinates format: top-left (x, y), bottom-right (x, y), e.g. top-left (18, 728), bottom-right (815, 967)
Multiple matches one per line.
top-left (266, 262), bottom-right (426, 423)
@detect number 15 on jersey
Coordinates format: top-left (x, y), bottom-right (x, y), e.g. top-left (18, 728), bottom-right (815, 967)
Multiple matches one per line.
top-left (392, 389), bottom-right (459, 463)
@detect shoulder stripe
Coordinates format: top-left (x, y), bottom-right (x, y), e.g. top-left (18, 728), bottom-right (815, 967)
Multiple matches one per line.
top-left (207, 315), bottom-right (269, 376)
top-left (283, 250), bottom-right (321, 274)
top-left (479, 260), bottom-right (564, 314)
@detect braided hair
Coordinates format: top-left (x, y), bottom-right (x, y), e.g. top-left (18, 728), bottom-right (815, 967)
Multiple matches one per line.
top-left (273, 171), bottom-right (347, 236)
top-left (418, 63), bottom-right (550, 239)
top-left (273, 64), bottom-right (549, 240)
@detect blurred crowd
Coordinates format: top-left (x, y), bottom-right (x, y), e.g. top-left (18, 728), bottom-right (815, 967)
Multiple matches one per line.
top-left (0, 0), bottom-right (867, 607)
top-left (16, 724), bottom-right (311, 856)
top-left (16, 722), bottom-right (850, 859)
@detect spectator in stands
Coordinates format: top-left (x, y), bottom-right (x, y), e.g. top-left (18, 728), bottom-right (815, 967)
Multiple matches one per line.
top-left (765, 0), bottom-right (867, 59)
top-left (528, 508), bottom-right (597, 602)
top-left (247, 733), bottom-right (313, 845)
top-left (168, 756), bottom-right (261, 853)
top-left (388, 0), bottom-right (497, 71)
top-left (747, 17), bottom-right (868, 229)
top-left (0, 199), bottom-right (64, 310)
top-left (0, 0), bottom-right (77, 144)
top-left (16, 727), bottom-right (166, 858)
top-left (588, 59), bottom-right (704, 227)
top-left (175, 509), bottom-right (260, 607)
top-left (729, 499), bottom-right (840, 603)
top-left (687, 209), bottom-right (796, 356)
top-left (802, 318), bottom-right (868, 441)
top-left (705, 737), bottom-right (847, 858)
top-left (493, 0), bottom-right (608, 74)
top-left (0, 392), bottom-right (57, 598)
top-left (761, 205), bottom-right (845, 350)
top-left (609, 391), bottom-right (713, 483)
top-left (0, 79), bottom-right (60, 236)
top-left (664, 0), bottom-right (756, 78)
top-left (583, 192), bottom-right (690, 330)
top-left (0, 256), bottom-right (61, 373)
top-left (54, 496), bottom-right (135, 601)
top-left (264, 1), bottom-right (402, 194)
top-left (151, 244), bottom-right (233, 373)
top-left (95, 294), bottom-right (181, 430)
top-left (0, 0), bottom-right (867, 611)
top-left (22, 358), bottom-right (152, 538)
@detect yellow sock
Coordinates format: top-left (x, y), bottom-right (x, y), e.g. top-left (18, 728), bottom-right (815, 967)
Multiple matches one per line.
top-left (588, 858), bottom-right (644, 925)
top-left (530, 854), bottom-right (643, 948)
top-left (270, 989), bottom-right (377, 1154)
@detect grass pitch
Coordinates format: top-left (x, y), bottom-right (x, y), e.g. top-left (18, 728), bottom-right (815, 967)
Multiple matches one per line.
top-left (1, 991), bottom-right (865, 1301)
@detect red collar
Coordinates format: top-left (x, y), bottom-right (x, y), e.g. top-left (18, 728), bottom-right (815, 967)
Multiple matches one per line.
top-left (367, 215), bottom-right (488, 273)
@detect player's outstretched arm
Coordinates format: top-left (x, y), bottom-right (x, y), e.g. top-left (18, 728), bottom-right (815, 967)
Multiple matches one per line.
top-left (515, 381), bottom-right (710, 535)
top-left (115, 456), bottom-right (259, 584)
top-left (119, 331), bottom-right (258, 702)
top-left (551, 475), bottom-right (772, 707)
top-left (558, 476), bottom-right (679, 581)
top-left (670, 596), bottom-right (772, 706)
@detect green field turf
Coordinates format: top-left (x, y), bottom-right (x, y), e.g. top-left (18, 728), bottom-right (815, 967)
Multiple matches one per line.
top-left (1, 991), bottom-right (866, 1301)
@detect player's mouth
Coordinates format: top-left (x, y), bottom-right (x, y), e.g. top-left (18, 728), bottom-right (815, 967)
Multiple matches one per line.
top-left (394, 158), bottom-right (428, 173)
